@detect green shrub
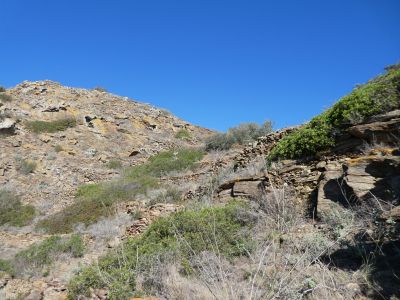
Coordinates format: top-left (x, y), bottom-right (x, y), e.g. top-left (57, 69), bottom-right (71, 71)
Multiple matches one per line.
top-left (0, 190), bottom-right (36, 227)
top-left (205, 121), bottom-right (273, 151)
top-left (0, 93), bottom-right (13, 102)
top-left (37, 182), bottom-right (135, 234)
top-left (175, 129), bottom-right (191, 140)
top-left (60, 234), bottom-right (86, 257)
top-left (106, 160), bottom-right (122, 169)
top-left (0, 86), bottom-right (6, 92)
top-left (124, 148), bottom-right (204, 178)
top-left (38, 148), bottom-right (203, 234)
top-left (205, 132), bottom-right (234, 151)
top-left (0, 259), bottom-right (15, 276)
top-left (13, 235), bottom-right (84, 276)
top-left (268, 123), bottom-right (334, 160)
top-left (68, 201), bottom-right (253, 299)
top-left (25, 118), bottom-right (76, 133)
top-left (269, 66), bottom-right (400, 160)
top-left (17, 159), bottom-right (37, 175)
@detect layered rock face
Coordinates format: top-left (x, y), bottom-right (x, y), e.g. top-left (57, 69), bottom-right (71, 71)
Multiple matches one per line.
top-left (0, 81), bottom-right (211, 213)
top-left (222, 109), bottom-right (400, 217)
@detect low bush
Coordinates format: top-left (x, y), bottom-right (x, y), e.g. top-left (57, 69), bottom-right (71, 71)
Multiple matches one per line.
top-left (12, 235), bottom-right (84, 277)
top-left (38, 148), bottom-right (204, 234)
top-left (147, 186), bottom-right (182, 206)
top-left (0, 259), bottom-right (15, 276)
top-left (54, 144), bottom-right (63, 152)
top-left (269, 66), bottom-right (400, 160)
top-left (205, 121), bottom-right (273, 151)
top-left (68, 201), bottom-right (254, 299)
top-left (124, 148), bottom-right (204, 178)
top-left (25, 118), bottom-right (76, 133)
top-left (175, 129), bottom-right (191, 140)
top-left (106, 160), bottom-right (122, 169)
top-left (93, 86), bottom-right (108, 92)
top-left (0, 190), bottom-right (36, 227)
top-left (17, 159), bottom-right (37, 175)
top-left (0, 86), bottom-right (6, 92)
top-left (37, 181), bottom-right (136, 234)
top-left (0, 93), bottom-right (13, 102)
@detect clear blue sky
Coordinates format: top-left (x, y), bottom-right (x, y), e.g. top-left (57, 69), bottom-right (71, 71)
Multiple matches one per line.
top-left (1, 0), bottom-right (399, 131)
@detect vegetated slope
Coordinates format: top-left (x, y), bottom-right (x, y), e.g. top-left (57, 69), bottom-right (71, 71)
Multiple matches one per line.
top-left (0, 80), bottom-right (214, 299)
top-left (269, 64), bottom-right (400, 160)
top-left (65, 65), bottom-right (400, 300)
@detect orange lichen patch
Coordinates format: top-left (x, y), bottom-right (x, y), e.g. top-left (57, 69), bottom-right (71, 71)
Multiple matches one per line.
top-left (369, 147), bottom-right (397, 156)
top-left (347, 155), bottom-right (379, 165)
top-left (19, 102), bottom-right (33, 111)
top-left (130, 118), bottom-right (146, 129)
top-left (92, 118), bottom-right (118, 134)
top-left (347, 148), bottom-right (398, 165)
top-left (65, 106), bottom-right (80, 116)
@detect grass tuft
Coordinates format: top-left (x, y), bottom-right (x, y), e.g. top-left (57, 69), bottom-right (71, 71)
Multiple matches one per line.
top-left (175, 129), bottom-right (192, 140)
top-left (25, 118), bottom-right (76, 133)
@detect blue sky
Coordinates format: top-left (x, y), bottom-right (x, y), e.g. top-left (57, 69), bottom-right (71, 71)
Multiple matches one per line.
top-left (1, 0), bottom-right (399, 131)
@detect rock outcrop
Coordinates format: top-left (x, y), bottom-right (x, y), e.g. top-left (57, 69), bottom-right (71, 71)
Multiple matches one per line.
top-left (218, 109), bottom-right (400, 220)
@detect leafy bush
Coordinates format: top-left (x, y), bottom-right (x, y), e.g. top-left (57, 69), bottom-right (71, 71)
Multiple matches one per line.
top-left (68, 201), bottom-right (254, 299)
top-left (12, 235), bottom-right (84, 276)
top-left (0, 190), bottom-right (35, 227)
top-left (38, 148), bottom-right (203, 234)
top-left (175, 129), bottom-right (191, 140)
top-left (17, 159), bottom-right (37, 175)
top-left (269, 66), bottom-right (400, 160)
top-left (205, 121), bottom-right (273, 151)
top-left (0, 93), bottom-right (13, 102)
top-left (0, 86), bottom-right (6, 92)
top-left (25, 118), bottom-right (76, 133)
top-left (268, 123), bottom-right (334, 160)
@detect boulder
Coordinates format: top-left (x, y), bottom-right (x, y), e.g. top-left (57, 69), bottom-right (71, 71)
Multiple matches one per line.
top-left (0, 118), bottom-right (16, 135)
top-left (232, 180), bottom-right (264, 198)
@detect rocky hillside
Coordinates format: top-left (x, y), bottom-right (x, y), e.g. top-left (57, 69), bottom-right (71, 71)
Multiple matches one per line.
top-left (0, 81), bottom-right (213, 299)
top-left (1, 65), bottom-right (399, 300)
top-left (0, 80), bottom-right (211, 211)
